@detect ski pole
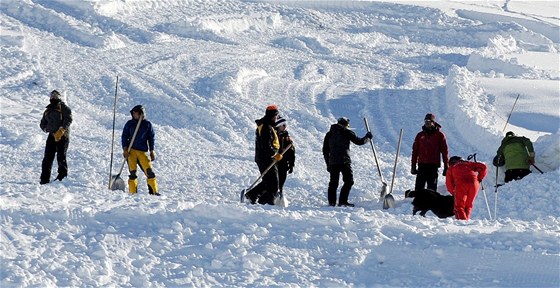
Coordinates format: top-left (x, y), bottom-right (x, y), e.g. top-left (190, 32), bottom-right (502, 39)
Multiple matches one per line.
top-left (494, 165), bottom-right (499, 220)
top-left (532, 164), bottom-right (544, 174)
top-left (468, 153), bottom-right (492, 220)
top-left (503, 94), bottom-right (520, 132)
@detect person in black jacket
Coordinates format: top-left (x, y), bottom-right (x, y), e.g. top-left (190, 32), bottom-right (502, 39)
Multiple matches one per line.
top-left (322, 117), bottom-right (372, 207)
top-left (274, 116), bottom-right (295, 195)
top-left (245, 105), bottom-right (283, 205)
top-left (39, 90), bottom-right (72, 184)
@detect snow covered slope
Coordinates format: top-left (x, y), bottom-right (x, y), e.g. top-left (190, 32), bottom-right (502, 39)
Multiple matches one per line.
top-left (1, 0), bottom-right (559, 286)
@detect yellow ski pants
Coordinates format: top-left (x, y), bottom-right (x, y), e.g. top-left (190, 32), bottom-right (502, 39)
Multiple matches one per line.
top-left (127, 148), bottom-right (158, 194)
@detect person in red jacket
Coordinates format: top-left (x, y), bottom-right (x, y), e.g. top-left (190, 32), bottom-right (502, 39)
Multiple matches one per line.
top-left (411, 113), bottom-right (449, 192)
top-left (445, 156), bottom-right (488, 220)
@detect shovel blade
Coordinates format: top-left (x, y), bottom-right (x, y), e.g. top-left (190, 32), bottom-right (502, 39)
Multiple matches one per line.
top-left (110, 175), bottom-right (126, 191)
top-left (383, 194), bottom-right (395, 209)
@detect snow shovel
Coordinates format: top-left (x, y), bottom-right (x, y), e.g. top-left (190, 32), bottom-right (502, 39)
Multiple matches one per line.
top-left (384, 128), bottom-right (402, 209)
top-left (364, 118), bottom-right (388, 200)
top-left (240, 143), bottom-right (293, 204)
top-left (109, 114), bottom-right (143, 191)
top-left (108, 76), bottom-right (119, 189)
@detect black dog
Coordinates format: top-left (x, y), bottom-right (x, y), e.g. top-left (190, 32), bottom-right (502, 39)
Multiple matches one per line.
top-left (405, 189), bottom-right (454, 218)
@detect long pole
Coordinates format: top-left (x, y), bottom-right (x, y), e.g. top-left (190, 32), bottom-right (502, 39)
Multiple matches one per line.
top-left (389, 129), bottom-right (403, 194)
top-left (532, 164), bottom-right (544, 174)
top-left (108, 76), bottom-right (119, 189)
top-left (364, 118), bottom-right (384, 182)
top-left (494, 165), bottom-right (499, 220)
top-left (468, 153), bottom-right (492, 220)
top-left (364, 118), bottom-right (388, 199)
top-left (503, 94), bottom-right (520, 132)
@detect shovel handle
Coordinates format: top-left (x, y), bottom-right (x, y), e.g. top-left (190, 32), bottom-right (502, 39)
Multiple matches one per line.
top-left (389, 129), bottom-right (403, 195)
top-left (244, 143), bottom-right (293, 195)
top-left (110, 114), bottom-right (143, 188)
top-left (364, 118), bottom-right (385, 183)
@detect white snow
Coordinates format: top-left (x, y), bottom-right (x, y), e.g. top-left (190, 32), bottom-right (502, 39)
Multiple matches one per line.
top-left (1, 0), bottom-right (559, 287)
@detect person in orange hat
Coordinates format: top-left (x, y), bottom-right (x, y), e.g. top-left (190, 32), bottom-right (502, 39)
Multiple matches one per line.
top-left (244, 105), bottom-right (282, 205)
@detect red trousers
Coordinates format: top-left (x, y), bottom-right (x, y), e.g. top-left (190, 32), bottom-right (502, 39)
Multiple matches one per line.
top-left (453, 182), bottom-right (479, 220)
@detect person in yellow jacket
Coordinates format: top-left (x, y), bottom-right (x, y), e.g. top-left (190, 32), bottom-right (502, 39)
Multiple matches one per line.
top-left (244, 105), bottom-right (282, 205)
top-left (122, 105), bottom-right (159, 195)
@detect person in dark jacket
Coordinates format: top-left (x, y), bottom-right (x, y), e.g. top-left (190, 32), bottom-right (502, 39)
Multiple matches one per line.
top-left (245, 105), bottom-right (283, 205)
top-left (322, 117), bottom-right (372, 207)
top-left (40, 90), bottom-right (72, 184)
top-left (411, 113), bottom-right (449, 192)
top-left (122, 105), bottom-right (159, 195)
top-left (493, 131), bottom-right (535, 183)
top-left (446, 156), bottom-right (487, 220)
top-left (275, 116), bottom-right (295, 195)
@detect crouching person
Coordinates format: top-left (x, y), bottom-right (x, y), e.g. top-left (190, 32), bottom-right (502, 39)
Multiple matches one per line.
top-left (445, 156), bottom-right (487, 220)
top-left (122, 105), bottom-right (159, 196)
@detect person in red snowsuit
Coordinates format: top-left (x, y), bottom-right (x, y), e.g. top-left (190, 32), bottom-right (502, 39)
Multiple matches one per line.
top-left (445, 156), bottom-right (487, 220)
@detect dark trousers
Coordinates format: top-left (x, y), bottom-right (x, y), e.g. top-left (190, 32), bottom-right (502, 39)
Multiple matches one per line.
top-left (505, 169), bottom-right (531, 183)
top-left (327, 163), bottom-right (354, 205)
top-left (246, 160), bottom-right (279, 205)
top-left (278, 165), bottom-right (288, 193)
top-left (414, 163), bottom-right (439, 192)
top-left (40, 134), bottom-right (69, 183)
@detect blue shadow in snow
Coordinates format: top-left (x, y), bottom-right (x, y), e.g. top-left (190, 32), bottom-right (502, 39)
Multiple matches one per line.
top-left (509, 113), bottom-right (559, 133)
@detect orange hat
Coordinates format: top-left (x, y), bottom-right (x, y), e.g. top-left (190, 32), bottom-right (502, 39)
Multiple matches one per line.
top-left (265, 105), bottom-right (279, 116)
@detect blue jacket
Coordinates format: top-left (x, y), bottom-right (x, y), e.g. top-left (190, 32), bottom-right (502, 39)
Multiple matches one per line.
top-left (122, 118), bottom-right (155, 152)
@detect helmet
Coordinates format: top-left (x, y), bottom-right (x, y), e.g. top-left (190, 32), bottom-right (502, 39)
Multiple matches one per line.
top-left (337, 117), bottom-right (350, 128)
top-left (130, 105), bottom-right (145, 116)
top-left (449, 156), bottom-right (463, 166)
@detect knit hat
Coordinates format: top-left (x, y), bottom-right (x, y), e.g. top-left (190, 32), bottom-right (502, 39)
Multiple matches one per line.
top-left (505, 131), bottom-right (515, 137)
top-left (130, 105), bottom-right (145, 116)
top-left (275, 116), bottom-right (287, 127)
top-left (265, 105), bottom-right (279, 117)
top-left (337, 117), bottom-right (350, 127)
top-left (50, 90), bottom-right (61, 99)
top-left (449, 156), bottom-right (463, 166)
top-left (424, 113), bottom-right (436, 121)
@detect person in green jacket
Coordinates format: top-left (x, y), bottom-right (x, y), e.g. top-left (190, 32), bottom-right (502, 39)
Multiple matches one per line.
top-left (493, 131), bottom-right (535, 183)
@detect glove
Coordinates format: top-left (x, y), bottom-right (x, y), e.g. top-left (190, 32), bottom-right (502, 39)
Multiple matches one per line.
top-left (528, 156), bottom-right (535, 165)
top-left (123, 149), bottom-right (129, 159)
top-left (288, 166), bottom-right (293, 174)
top-left (411, 166), bottom-right (417, 175)
top-left (326, 165), bottom-right (331, 172)
top-left (365, 132), bottom-right (373, 139)
top-left (273, 153), bottom-right (283, 162)
top-left (442, 166), bottom-right (448, 176)
top-left (53, 127), bottom-right (66, 142)
top-left (150, 150), bottom-right (156, 161)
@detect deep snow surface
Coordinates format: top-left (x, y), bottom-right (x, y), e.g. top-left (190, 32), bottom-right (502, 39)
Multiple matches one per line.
top-left (1, 0), bottom-right (559, 287)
